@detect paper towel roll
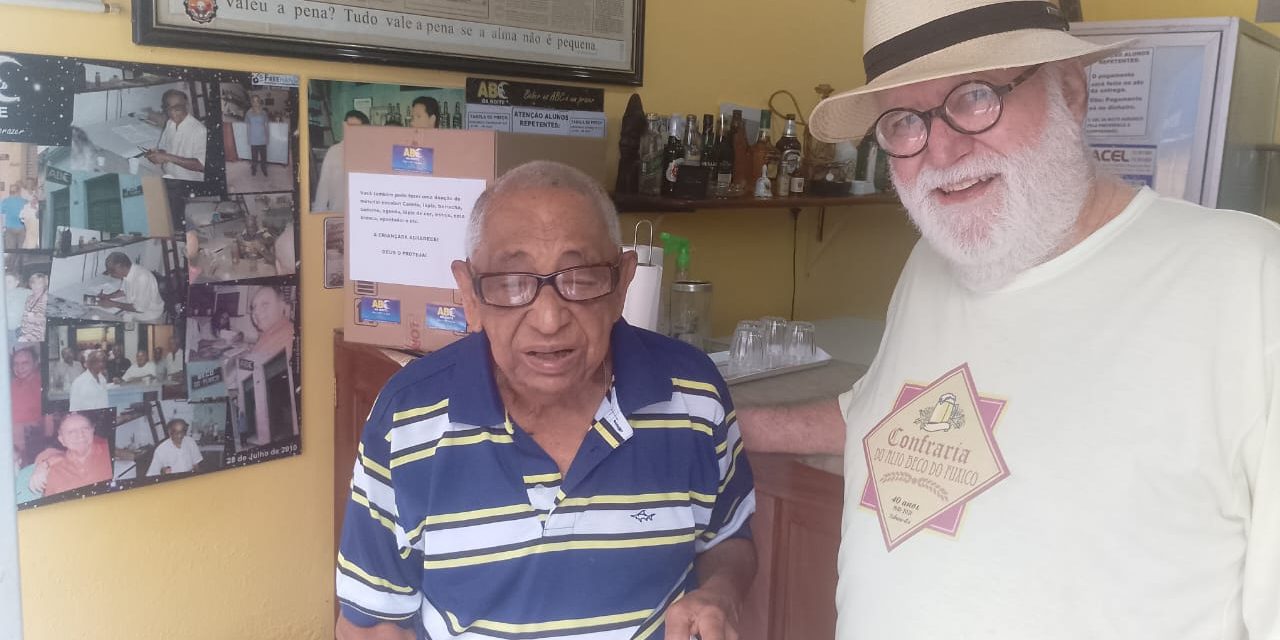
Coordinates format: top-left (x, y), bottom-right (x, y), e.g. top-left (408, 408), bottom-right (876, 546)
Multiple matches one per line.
top-left (623, 244), bottom-right (664, 267)
top-left (623, 263), bottom-right (662, 331)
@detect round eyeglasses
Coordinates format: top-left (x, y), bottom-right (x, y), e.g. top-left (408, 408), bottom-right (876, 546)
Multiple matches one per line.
top-left (471, 262), bottom-right (620, 308)
top-left (872, 65), bottom-right (1042, 159)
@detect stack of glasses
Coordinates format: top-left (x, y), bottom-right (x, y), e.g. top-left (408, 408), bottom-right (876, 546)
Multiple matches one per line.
top-left (728, 317), bottom-right (817, 376)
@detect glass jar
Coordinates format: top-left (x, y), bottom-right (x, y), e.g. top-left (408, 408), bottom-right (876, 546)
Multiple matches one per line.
top-left (670, 280), bottom-right (713, 350)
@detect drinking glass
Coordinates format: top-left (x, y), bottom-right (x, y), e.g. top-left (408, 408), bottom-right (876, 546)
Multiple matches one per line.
top-left (729, 320), bottom-right (765, 375)
top-left (759, 316), bottom-right (789, 368)
top-left (784, 321), bottom-right (817, 364)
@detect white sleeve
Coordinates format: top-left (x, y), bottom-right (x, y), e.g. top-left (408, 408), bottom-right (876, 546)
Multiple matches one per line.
top-left (1242, 346), bottom-right (1280, 639)
top-left (146, 445), bottom-right (164, 476)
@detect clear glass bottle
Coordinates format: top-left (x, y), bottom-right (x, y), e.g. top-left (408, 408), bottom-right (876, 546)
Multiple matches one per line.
top-left (440, 102), bottom-right (451, 129)
top-left (683, 114), bottom-right (702, 168)
top-left (639, 113), bottom-right (664, 197)
top-left (451, 103), bottom-right (462, 129)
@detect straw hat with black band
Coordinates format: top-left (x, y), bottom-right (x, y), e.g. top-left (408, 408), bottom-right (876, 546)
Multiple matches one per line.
top-left (809, 0), bottom-right (1134, 143)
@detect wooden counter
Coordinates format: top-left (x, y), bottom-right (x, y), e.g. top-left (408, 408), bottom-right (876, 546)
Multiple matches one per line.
top-left (333, 332), bottom-right (847, 639)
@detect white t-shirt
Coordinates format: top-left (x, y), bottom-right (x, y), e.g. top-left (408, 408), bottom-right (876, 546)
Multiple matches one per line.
top-left (122, 264), bottom-right (165, 323)
top-left (310, 141), bottom-right (345, 213)
top-left (164, 350), bottom-right (184, 375)
top-left (121, 361), bottom-right (156, 383)
top-left (147, 436), bottom-right (203, 475)
top-left (69, 369), bottom-right (109, 411)
top-left (836, 188), bottom-right (1280, 640)
top-left (157, 116), bottom-right (207, 182)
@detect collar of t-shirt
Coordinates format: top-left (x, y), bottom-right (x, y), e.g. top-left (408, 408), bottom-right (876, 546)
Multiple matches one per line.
top-left (980, 186), bottom-right (1155, 295)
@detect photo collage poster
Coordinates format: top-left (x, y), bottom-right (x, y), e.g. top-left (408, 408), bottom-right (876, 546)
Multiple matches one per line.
top-left (0, 52), bottom-right (302, 509)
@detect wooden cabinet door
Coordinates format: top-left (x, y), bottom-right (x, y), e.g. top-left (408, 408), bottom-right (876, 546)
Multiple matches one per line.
top-left (739, 454), bottom-right (843, 640)
top-left (333, 333), bottom-right (406, 552)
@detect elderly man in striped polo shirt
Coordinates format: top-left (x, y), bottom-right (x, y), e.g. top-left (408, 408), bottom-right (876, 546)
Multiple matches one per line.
top-left (336, 161), bottom-right (757, 640)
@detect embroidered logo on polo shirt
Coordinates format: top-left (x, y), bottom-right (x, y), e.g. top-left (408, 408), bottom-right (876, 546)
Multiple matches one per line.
top-left (861, 364), bottom-right (1008, 551)
top-left (630, 509), bottom-right (655, 523)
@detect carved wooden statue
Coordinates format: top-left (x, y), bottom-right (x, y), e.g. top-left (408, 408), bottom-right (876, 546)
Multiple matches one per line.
top-left (615, 93), bottom-right (646, 194)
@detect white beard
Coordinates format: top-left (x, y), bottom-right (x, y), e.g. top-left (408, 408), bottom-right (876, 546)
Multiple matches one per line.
top-left (892, 84), bottom-right (1095, 292)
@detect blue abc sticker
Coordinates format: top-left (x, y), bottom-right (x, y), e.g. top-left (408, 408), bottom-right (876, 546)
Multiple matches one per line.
top-left (392, 145), bottom-right (434, 174)
top-left (358, 298), bottom-right (402, 324)
top-left (426, 304), bottom-right (467, 333)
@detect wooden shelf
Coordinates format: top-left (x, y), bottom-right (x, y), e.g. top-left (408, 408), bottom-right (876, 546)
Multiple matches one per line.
top-left (611, 192), bottom-right (900, 213)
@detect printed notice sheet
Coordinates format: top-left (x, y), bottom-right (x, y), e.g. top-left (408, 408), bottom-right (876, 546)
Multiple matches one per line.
top-left (1085, 48), bottom-right (1154, 138)
top-left (348, 172), bottom-right (486, 288)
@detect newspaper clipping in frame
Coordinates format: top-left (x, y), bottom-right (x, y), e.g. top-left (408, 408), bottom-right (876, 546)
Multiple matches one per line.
top-left (1, 51), bottom-right (302, 510)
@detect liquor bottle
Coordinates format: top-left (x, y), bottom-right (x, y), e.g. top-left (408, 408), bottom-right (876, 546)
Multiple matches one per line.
top-left (683, 115), bottom-right (702, 168)
top-left (452, 103), bottom-right (463, 129)
top-left (386, 104), bottom-right (402, 126)
top-left (440, 102), bottom-right (451, 129)
top-left (730, 110), bottom-right (750, 196)
top-left (639, 113), bottom-right (664, 197)
top-left (750, 110), bottom-right (780, 190)
top-left (714, 114), bottom-right (735, 198)
top-left (701, 114), bottom-right (718, 197)
top-left (662, 114), bottom-right (686, 197)
top-left (776, 114), bottom-right (803, 196)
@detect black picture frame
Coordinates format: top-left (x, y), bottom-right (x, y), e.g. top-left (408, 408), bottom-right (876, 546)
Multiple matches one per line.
top-left (132, 0), bottom-right (645, 86)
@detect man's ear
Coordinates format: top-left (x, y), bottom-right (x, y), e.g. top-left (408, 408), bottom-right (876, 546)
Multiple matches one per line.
top-left (1055, 60), bottom-right (1090, 121)
top-left (451, 260), bottom-right (483, 333)
top-left (612, 250), bottom-right (639, 316)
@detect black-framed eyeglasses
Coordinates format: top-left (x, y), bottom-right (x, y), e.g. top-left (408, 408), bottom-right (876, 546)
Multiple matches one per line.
top-left (872, 65), bottom-right (1042, 159)
top-left (471, 262), bottom-right (620, 308)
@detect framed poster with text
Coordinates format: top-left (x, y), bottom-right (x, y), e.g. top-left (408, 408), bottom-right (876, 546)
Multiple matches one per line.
top-left (133, 0), bottom-right (645, 85)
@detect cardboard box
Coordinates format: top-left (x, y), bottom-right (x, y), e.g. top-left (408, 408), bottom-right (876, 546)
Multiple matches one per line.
top-left (342, 127), bottom-right (606, 352)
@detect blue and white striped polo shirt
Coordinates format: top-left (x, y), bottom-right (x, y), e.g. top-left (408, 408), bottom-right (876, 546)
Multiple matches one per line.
top-left (337, 320), bottom-right (755, 639)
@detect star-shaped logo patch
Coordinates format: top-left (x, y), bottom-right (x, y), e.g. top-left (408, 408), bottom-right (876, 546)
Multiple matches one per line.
top-left (861, 364), bottom-right (1009, 550)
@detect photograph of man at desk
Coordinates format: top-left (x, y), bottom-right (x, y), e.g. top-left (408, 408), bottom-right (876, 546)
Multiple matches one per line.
top-left (46, 238), bottom-right (185, 324)
top-left (44, 320), bottom-right (185, 412)
top-left (111, 399), bottom-right (226, 483)
top-left (71, 64), bottom-right (213, 184)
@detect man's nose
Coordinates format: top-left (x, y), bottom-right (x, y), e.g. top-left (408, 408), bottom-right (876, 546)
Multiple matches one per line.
top-left (923, 116), bottom-right (974, 168)
top-left (525, 283), bottom-right (571, 334)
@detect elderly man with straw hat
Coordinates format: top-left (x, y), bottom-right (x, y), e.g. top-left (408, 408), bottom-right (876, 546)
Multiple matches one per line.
top-left (739, 1), bottom-right (1280, 638)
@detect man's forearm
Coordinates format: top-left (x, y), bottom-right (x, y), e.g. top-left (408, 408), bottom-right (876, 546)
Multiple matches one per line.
top-left (694, 537), bottom-right (757, 604)
top-left (335, 615), bottom-right (415, 640)
top-left (161, 152), bottom-right (204, 173)
top-left (736, 399), bottom-right (846, 455)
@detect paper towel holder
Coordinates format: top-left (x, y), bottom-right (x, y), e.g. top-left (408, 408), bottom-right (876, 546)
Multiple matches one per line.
top-left (632, 220), bottom-right (656, 266)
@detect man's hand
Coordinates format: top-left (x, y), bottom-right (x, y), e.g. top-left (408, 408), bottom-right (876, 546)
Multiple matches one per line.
top-left (28, 461), bottom-right (50, 494)
top-left (663, 585), bottom-right (741, 640)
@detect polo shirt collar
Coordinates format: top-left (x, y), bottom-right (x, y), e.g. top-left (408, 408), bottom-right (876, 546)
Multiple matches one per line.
top-left (608, 319), bottom-right (674, 416)
top-left (447, 320), bottom-right (674, 426)
top-left (446, 332), bottom-right (506, 427)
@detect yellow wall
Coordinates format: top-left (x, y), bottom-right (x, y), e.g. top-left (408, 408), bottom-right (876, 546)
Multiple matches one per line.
top-left (4, 0), bottom-right (1270, 637)
top-left (0, 1), bottom-right (866, 638)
